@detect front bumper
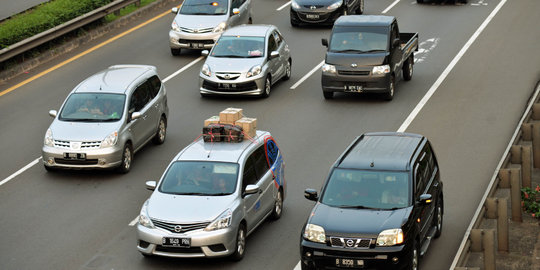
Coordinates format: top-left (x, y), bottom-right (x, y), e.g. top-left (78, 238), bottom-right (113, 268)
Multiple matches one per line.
top-left (42, 144), bottom-right (122, 170)
top-left (290, 8), bottom-right (342, 25)
top-left (300, 239), bottom-right (412, 270)
top-left (321, 70), bottom-right (391, 94)
top-left (169, 30), bottom-right (221, 50)
top-left (199, 74), bottom-right (265, 96)
top-left (137, 223), bottom-right (237, 258)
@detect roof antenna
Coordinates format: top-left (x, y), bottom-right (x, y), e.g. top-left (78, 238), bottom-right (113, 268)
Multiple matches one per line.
top-left (370, 161), bottom-right (374, 167)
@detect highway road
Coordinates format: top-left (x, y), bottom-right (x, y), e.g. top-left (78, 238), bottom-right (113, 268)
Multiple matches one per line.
top-left (1, 0), bottom-right (540, 269)
top-left (0, 0), bottom-right (51, 21)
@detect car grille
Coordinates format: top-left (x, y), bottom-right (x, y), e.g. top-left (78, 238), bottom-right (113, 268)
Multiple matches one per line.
top-left (303, 5), bottom-right (325, 9)
top-left (178, 39), bottom-right (215, 45)
top-left (202, 80), bottom-right (258, 92)
top-left (338, 70), bottom-right (371, 76)
top-left (298, 11), bottom-right (332, 22)
top-left (53, 140), bottom-right (101, 149)
top-left (216, 73), bottom-right (241, 80)
top-left (155, 246), bottom-right (203, 253)
top-left (180, 27), bottom-right (213, 33)
top-left (329, 237), bottom-right (373, 249)
top-left (54, 158), bottom-right (98, 165)
top-left (151, 219), bottom-right (210, 233)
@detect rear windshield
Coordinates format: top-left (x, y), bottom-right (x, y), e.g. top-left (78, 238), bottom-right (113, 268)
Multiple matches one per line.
top-left (321, 168), bottom-right (410, 210)
top-left (59, 93), bottom-right (125, 122)
top-left (211, 36), bottom-right (265, 58)
top-left (159, 161), bottom-right (239, 196)
top-left (180, 0), bottom-right (228, 15)
top-left (329, 26), bottom-right (388, 53)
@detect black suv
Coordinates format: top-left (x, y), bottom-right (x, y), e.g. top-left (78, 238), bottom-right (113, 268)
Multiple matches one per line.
top-left (300, 132), bottom-right (443, 270)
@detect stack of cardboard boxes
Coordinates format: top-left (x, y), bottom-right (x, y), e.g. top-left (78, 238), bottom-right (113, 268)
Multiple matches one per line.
top-left (203, 108), bottom-right (258, 141)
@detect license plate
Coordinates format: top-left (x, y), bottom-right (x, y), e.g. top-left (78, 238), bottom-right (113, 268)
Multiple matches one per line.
top-left (335, 258), bottom-right (364, 268)
top-left (63, 153), bottom-right (86, 159)
top-left (162, 237), bottom-right (191, 248)
top-left (306, 14), bottom-right (320, 19)
top-left (220, 83), bottom-right (236, 89)
top-left (345, 85), bottom-right (363, 92)
top-left (190, 43), bottom-right (204, 49)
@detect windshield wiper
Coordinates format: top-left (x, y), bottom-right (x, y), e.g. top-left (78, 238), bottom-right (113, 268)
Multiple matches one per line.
top-left (214, 55), bottom-right (246, 58)
top-left (332, 49), bottom-right (366, 53)
top-left (174, 192), bottom-right (208, 195)
top-left (337, 205), bottom-right (381, 210)
top-left (65, 118), bottom-right (103, 122)
top-left (208, 192), bottom-right (231, 196)
top-left (363, 49), bottom-right (386, 53)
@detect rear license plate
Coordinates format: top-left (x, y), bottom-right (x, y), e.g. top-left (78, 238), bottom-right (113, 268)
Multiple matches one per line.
top-left (162, 237), bottom-right (191, 248)
top-left (335, 258), bottom-right (364, 268)
top-left (345, 85), bottom-right (363, 92)
top-left (306, 14), bottom-right (320, 19)
top-left (220, 83), bottom-right (237, 89)
top-left (190, 43), bottom-right (204, 49)
top-left (63, 153), bottom-right (86, 159)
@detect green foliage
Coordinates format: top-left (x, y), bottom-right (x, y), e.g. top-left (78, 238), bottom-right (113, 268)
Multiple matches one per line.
top-left (521, 185), bottom-right (540, 218)
top-left (0, 0), bottom-right (112, 48)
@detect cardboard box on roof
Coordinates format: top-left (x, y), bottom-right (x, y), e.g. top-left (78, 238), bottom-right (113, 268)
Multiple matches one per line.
top-left (219, 108), bottom-right (243, 124)
top-left (204, 116), bottom-right (220, 126)
top-left (235, 117), bottom-right (257, 138)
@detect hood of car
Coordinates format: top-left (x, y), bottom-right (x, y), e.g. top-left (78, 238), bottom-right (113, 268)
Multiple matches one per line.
top-left (308, 203), bottom-right (412, 237)
top-left (49, 120), bottom-right (119, 142)
top-left (205, 57), bottom-right (264, 73)
top-left (293, 0), bottom-right (337, 7)
top-left (147, 192), bottom-right (236, 223)
top-left (325, 51), bottom-right (388, 68)
top-left (174, 14), bottom-right (229, 30)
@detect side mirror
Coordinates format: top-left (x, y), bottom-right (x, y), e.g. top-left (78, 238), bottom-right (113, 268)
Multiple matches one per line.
top-left (171, 7), bottom-right (178, 14)
top-left (304, 188), bottom-right (318, 201)
top-left (232, 8), bottom-right (240, 15)
top-left (321, 38), bottom-right (328, 47)
top-left (201, 50), bottom-right (209, 56)
top-left (131, 111), bottom-right (142, 121)
top-left (269, 51), bottom-right (279, 59)
top-left (417, 194), bottom-right (433, 205)
top-left (146, 181), bottom-right (157, 191)
top-left (393, 38), bottom-right (400, 47)
top-left (49, 110), bottom-right (57, 118)
top-left (244, 184), bottom-right (260, 196)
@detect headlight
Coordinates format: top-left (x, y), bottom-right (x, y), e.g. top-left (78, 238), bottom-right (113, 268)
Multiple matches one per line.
top-left (213, 22), bottom-right (227, 33)
top-left (327, 1), bottom-right (343, 10)
top-left (101, 131), bottom-right (118, 148)
top-left (205, 209), bottom-right (232, 231)
top-left (171, 20), bottom-right (180, 32)
top-left (246, 65), bottom-right (262, 78)
top-left (291, 0), bottom-right (301, 10)
top-left (139, 200), bottom-right (154, 228)
top-left (303, 224), bottom-right (326, 243)
top-left (44, 128), bottom-right (54, 147)
top-left (201, 64), bottom-right (212, 77)
top-left (322, 63), bottom-right (336, 74)
top-left (372, 65), bottom-right (390, 75)
top-left (376, 229), bottom-right (404, 246)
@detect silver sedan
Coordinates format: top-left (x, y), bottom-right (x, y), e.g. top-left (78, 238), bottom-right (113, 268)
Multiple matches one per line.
top-left (199, 24), bottom-right (291, 98)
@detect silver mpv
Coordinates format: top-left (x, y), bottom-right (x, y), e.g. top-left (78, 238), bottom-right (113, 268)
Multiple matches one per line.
top-left (137, 131), bottom-right (286, 260)
top-left (199, 24), bottom-right (292, 98)
top-left (42, 65), bottom-right (168, 173)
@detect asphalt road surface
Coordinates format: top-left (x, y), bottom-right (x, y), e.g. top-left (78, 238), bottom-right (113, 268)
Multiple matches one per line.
top-left (1, 0), bottom-right (540, 269)
top-left (0, 0), bottom-right (50, 20)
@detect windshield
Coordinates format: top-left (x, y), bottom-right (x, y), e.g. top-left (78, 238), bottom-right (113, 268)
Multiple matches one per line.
top-left (159, 161), bottom-right (239, 196)
top-left (211, 36), bottom-right (265, 58)
top-left (59, 93), bottom-right (125, 122)
top-left (329, 26), bottom-right (388, 53)
top-left (179, 0), bottom-right (228, 15)
top-left (321, 169), bottom-right (410, 210)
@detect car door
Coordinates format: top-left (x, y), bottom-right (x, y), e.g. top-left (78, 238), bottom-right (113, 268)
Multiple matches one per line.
top-left (127, 82), bottom-right (151, 149)
top-left (238, 0), bottom-right (250, 24)
top-left (241, 153), bottom-right (265, 232)
top-left (144, 76), bottom-right (163, 138)
top-left (272, 31), bottom-right (287, 80)
top-left (414, 146), bottom-right (436, 242)
top-left (252, 145), bottom-right (274, 215)
top-left (228, 0), bottom-right (242, 27)
top-left (266, 33), bottom-right (279, 82)
top-left (390, 21), bottom-right (403, 73)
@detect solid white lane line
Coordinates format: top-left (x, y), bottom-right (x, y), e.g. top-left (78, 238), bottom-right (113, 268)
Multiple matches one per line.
top-left (397, 0), bottom-right (507, 132)
top-left (294, 261), bottom-right (301, 270)
top-left (0, 158), bottom-right (41, 187)
top-left (382, 0), bottom-right (400, 14)
top-left (290, 60), bottom-right (324, 90)
top-left (129, 216), bottom-right (139, 226)
top-left (162, 56), bottom-right (204, 83)
top-left (277, 1), bottom-right (291, 11)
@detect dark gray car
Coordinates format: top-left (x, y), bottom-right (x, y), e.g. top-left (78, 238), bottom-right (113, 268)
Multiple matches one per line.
top-left (290, 0), bottom-right (364, 26)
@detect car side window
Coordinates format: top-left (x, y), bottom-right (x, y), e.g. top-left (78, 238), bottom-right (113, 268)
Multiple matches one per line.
top-left (273, 31), bottom-right (282, 47)
top-left (242, 155), bottom-right (258, 190)
top-left (231, 0), bottom-right (241, 10)
top-left (129, 83), bottom-right (150, 112)
top-left (148, 75), bottom-right (162, 98)
top-left (268, 35), bottom-right (277, 53)
top-left (252, 146), bottom-right (270, 180)
top-left (414, 149), bottom-right (429, 195)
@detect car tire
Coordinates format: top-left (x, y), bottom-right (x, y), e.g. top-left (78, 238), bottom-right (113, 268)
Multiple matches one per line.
top-left (230, 223), bottom-right (246, 261)
top-left (152, 116), bottom-right (167, 145)
top-left (301, 262), bottom-right (315, 270)
top-left (170, 48), bottom-right (181, 56)
top-left (357, 0), bottom-right (364, 14)
top-left (270, 189), bottom-right (283, 220)
top-left (283, 59), bottom-right (292, 81)
top-left (384, 75), bottom-right (395, 101)
top-left (417, 0), bottom-right (424, 3)
top-left (260, 75), bottom-right (271, 98)
top-left (409, 240), bottom-right (420, 270)
top-left (248, 17), bottom-right (253, 24)
top-left (433, 197), bottom-right (443, 238)
top-left (117, 143), bottom-right (133, 174)
top-left (403, 55), bottom-right (414, 81)
top-left (44, 164), bottom-right (56, 172)
top-left (323, 91), bottom-right (334, 99)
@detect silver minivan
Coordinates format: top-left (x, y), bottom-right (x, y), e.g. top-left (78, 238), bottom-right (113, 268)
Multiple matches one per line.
top-left (42, 65), bottom-right (168, 173)
top-left (137, 130), bottom-right (285, 260)
top-left (169, 0), bottom-right (253, 55)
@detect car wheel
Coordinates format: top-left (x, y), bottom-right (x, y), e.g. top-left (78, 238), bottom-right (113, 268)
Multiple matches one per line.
top-left (409, 240), bottom-right (420, 270)
top-left (417, 0), bottom-right (424, 3)
top-left (357, 0), bottom-right (364, 14)
top-left (230, 224), bottom-right (246, 261)
top-left (384, 75), bottom-right (395, 101)
top-left (248, 17), bottom-right (253, 24)
top-left (260, 75), bottom-right (271, 98)
top-left (152, 116), bottom-right (167, 145)
top-left (283, 59), bottom-right (291, 81)
top-left (433, 198), bottom-right (443, 238)
top-left (170, 48), bottom-right (181, 56)
top-left (301, 262), bottom-right (315, 270)
top-left (323, 91), bottom-right (334, 99)
top-left (270, 189), bottom-right (283, 220)
top-left (44, 164), bottom-right (56, 172)
top-left (403, 55), bottom-right (414, 81)
top-left (117, 143), bottom-right (133, 174)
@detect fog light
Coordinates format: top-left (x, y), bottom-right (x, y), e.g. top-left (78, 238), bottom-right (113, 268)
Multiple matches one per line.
top-left (47, 158), bottom-right (54, 165)
top-left (98, 159), bottom-right (106, 165)
top-left (305, 252), bottom-right (312, 257)
top-left (392, 257), bottom-right (399, 263)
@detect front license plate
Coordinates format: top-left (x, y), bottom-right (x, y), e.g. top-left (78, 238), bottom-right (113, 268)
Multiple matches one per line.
top-left (306, 14), bottom-right (320, 19)
top-left (63, 153), bottom-right (86, 159)
top-left (345, 85), bottom-right (363, 92)
top-left (335, 258), bottom-right (364, 268)
top-left (220, 83), bottom-right (237, 89)
top-left (162, 237), bottom-right (191, 248)
top-left (190, 43), bottom-right (204, 49)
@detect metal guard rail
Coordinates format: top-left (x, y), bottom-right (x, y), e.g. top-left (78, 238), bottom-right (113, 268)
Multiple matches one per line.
top-left (0, 0), bottom-right (140, 63)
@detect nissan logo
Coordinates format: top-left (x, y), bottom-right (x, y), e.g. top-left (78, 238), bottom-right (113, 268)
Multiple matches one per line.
top-left (174, 225), bottom-right (182, 232)
top-left (346, 239), bottom-right (355, 247)
top-left (224, 74), bottom-right (230, 79)
top-left (193, 29), bottom-right (199, 33)
top-left (351, 63), bottom-right (358, 68)
top-left (310, 5), bottom-right (316, 10)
